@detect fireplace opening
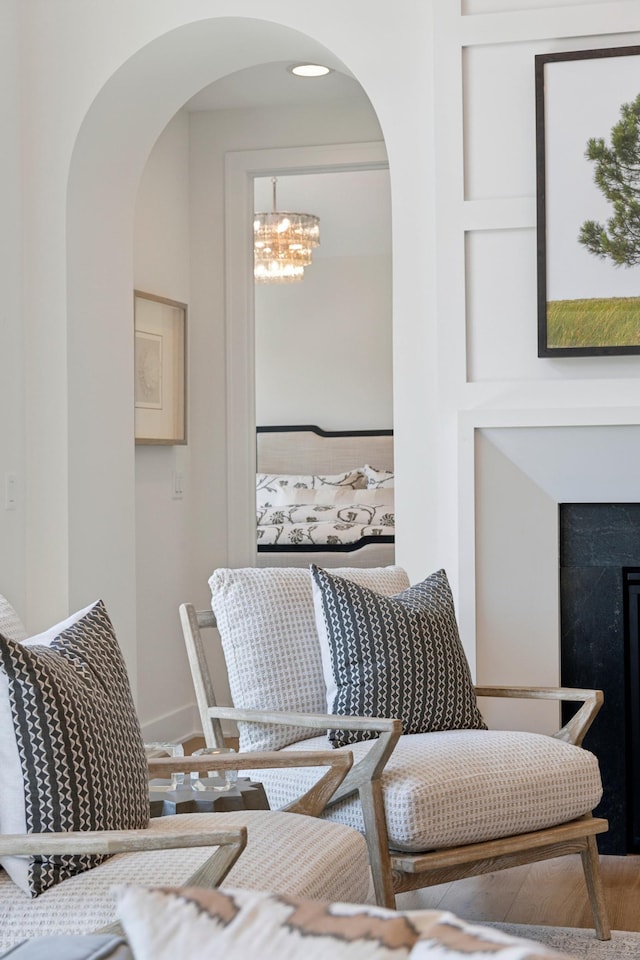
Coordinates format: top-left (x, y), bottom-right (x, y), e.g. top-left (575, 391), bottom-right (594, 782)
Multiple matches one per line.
top-left (560, 503), bottom-right (640, 855)
top-left (623, 568), bottom-right (640, 853)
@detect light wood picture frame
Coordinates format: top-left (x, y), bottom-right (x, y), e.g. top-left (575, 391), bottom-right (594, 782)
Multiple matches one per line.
top-left (134, 291), bottom-right (187, 444)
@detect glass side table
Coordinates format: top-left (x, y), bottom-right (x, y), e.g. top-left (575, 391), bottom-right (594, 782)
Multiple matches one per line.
top-left (146, 742), bottom-right (270, 816)
top-left (149, 777), bottom-right (270, 817)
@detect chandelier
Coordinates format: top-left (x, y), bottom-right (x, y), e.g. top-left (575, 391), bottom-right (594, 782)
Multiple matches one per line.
top-left (253, 178), bottom-right (320, 283)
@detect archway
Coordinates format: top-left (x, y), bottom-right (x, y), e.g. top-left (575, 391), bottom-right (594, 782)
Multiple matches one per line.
top-left (65, 16), bottom-right (389, 726)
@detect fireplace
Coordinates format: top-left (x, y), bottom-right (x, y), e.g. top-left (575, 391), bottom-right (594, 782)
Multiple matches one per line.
top-left (623, 568), bottom-right (640, 853)
top-left (560, 503), bottom-right (640, 854)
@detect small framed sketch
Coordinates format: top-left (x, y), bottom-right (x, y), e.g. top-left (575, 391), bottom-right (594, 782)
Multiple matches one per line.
top-left (536, 45), bottom-right (640, 356)
top-left (134, 291), bottom-right (187, 444)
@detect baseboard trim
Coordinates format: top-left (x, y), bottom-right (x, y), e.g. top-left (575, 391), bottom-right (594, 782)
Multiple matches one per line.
top-left (140, 703), bottom-right (237, 745)
top-left (140, 703), bottom-right (199, 744)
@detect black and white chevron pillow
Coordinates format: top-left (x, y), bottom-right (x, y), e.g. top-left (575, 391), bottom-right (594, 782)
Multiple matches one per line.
top-left (311, 566), bottom-right (486, 747)
top-left (0, 599), bottom-right (149, 896)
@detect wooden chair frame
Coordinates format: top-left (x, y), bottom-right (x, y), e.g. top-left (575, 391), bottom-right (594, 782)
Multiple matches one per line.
top-left (0, 748), bottom-right (354, 939)
top-left (181, 603), bottom-right (611, 939)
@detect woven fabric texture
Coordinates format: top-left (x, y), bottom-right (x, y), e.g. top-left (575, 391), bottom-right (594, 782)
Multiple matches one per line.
top-left (115, 886), bottom-right (568, 960)
top-left (0, 811), bottom-right (370, 951)
top-left (0, 600), bottom-right (149, 896)
top-left (311, 566), bottom-right (486, 747)
top-left (251, 729), bottom-right (603, 852)
top-left (256, 470), bottom-right (366, 509)
top-left (209, 565), bottom-right (410, 752)
top-left (0, 595), bottom-right (27, 643)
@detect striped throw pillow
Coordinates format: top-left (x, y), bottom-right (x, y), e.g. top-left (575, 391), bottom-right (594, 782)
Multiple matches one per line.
top-left (311, 566), bottom-right (486, 747)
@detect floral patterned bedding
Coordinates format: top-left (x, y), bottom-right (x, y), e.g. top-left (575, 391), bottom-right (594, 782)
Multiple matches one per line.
top-left (256, 474), bottom-right (394, 550)
top-left (257, 519), bottom-right (395, 547)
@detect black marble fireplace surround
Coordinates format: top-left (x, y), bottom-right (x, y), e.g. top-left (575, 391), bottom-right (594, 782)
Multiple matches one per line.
top-left (560, 503), bottom-right (640, 855)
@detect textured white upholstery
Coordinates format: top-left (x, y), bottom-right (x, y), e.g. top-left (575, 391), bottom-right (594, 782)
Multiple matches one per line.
top-left (251, 730), bottom-right (603, 852)
top-left (209, 566), bottom-right (410, 752)
top-left (0, 595), bottom-right (27, 643)
top-left (207, 566), bottom-right (603, 852)
top-left (0, 810), bottom-right (370, 951)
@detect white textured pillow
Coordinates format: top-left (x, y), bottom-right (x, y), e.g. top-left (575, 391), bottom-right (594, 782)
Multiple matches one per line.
top-left (0, 600), bottom-right (149, 895)
top-left (269, 488), bottom-right (392, 508)
top-left (363, 464), bottom-right (394, 489)
top-left (0, 595), bottom-right (27, 643)
top-left (256, 470), bottom-right (365, 509)
top-left (209, 566), bottom-right (410, 752)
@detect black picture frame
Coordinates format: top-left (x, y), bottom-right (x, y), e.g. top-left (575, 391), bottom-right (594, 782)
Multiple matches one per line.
top-left (536, 45), bottom-right (640, 357)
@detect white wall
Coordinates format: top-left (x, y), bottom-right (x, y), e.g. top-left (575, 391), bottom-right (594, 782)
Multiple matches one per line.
top-left (255, 255), bottom-right (392, 430)
top-left (434, 5), bottom-right (640, 708)
top-left (19, 8), bottom-right (429, 726)
top-left (133, 111), bottom-right (196, 737)
top-left (0, 0), bottom-right (25, 620)
top-left (254, 167), bottom-right (392, 431)
top-left (187, 100), bottom-right (389, 718)
top-left (130, 98), bottom-right (390, 734)
top-left (187, 99), bottom-right (385, 583)
top-left (8, 1), bottom-right (640, 743)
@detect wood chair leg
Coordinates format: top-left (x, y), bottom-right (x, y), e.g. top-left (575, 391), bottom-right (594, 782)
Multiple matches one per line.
top-left (358, 779), bottom-right (396, 909)
top-left (581, 834), bottom-right (611, 940)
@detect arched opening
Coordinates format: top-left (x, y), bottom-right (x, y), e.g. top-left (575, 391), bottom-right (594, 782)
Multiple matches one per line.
top-left (65, 16), bottom-right (392, 735)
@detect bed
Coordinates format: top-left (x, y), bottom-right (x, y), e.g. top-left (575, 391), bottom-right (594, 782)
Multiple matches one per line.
top-left (256, 425), bottom-right (395, 569)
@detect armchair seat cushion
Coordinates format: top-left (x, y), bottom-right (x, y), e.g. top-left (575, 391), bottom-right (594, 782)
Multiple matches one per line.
top-left (0, 811), bottom-right (370, 952)
top-left (252, 730), bottom-right (603, 852)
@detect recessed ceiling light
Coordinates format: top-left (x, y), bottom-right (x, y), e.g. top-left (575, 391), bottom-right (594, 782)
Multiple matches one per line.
top-left (289, 63), bottom-right (332, 78)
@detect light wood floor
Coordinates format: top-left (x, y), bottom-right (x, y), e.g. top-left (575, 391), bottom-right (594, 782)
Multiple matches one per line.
top-left (396, 854), bottom-right (640, 932)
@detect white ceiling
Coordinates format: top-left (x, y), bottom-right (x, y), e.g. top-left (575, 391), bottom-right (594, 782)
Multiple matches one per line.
top-left (185, 61), bottom-right (368, 111)
top-left (185, 60), bottom-right (389, 259)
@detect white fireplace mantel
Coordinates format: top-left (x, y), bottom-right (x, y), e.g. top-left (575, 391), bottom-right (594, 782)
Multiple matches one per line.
top-left (469, 422), bottom-right (640, 734)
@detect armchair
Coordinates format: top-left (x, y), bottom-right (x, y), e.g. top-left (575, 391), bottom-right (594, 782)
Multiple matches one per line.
top-left (0, 594), bottom-right (370, 952)
top-left (180, 564), bottom-right (611, 940)
top-left (0, 749), bottom-right (368, 949)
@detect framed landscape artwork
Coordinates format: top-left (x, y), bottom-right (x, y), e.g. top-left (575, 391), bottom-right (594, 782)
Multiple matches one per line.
top-left (536, 45), bottom-right (640, 356)
top-left (134, 291), bottom-right (187, 444)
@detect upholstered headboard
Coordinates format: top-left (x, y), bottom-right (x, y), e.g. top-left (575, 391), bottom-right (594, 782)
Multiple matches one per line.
top-left (256, 425), bottom-right (393, 476)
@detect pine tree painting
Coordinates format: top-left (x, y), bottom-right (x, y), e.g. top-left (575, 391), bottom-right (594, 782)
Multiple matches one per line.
top-left (579, 93), bottom-right (640, 267)
top-left (542, 76), bottom-right (640, 354)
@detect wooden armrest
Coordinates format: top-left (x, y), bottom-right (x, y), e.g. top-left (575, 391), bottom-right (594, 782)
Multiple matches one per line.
top-left (207, 706), bottom-right (402, 811)
top-left (208, 705), bottom-right (400, 735)
top-left (149, 748), bottom-right (355, 818)
top-left (474, 685), bottom-right (604, 746)
top-left (0, 825), bottom-right (246, 857)
top-left (0, 825), bottom-right (247, 890)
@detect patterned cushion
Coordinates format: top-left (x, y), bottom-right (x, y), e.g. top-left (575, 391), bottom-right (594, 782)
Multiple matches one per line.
top-left (363, 464), bottom-right (394, 489)
top-left (256, 470), bottom-right (366, 509)
top-left (115, 885), bottom-right (569, 960)
top-left (258, 491), bottom-right (394, 527)
top-left (311, 566), bottom-right (486, 747)
top-left (0, 600), bottom-right (149, 896)
top-left (0, 811), bottom-right (370, 951)
top-left (251, 730), bottom-right (603, 852)
top-left (208, 566), bottom-right (410, 752)
top-left (0, 594), bottom-right (27, 642)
